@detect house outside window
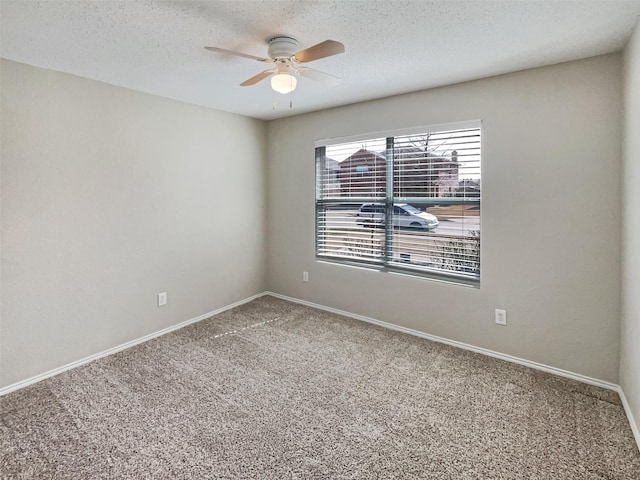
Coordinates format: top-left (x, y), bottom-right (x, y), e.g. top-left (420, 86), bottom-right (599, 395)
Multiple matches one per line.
top-left (315, 121), bottom-right (481, 286)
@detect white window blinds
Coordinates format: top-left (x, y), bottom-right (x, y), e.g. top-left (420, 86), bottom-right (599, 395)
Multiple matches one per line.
top-left (315, 122), bottom-right (481, 285)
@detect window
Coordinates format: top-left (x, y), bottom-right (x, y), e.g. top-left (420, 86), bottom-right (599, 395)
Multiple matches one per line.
top-left (315, 121), bottom-right (481, 285)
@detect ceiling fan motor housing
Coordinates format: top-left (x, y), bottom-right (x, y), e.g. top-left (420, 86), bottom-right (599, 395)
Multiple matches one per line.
top-left (267, 36), bottom-right (299, 59)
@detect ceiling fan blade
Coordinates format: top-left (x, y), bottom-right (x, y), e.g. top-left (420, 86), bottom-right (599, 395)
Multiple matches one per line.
top-left (204, 46), bottom-right (271, 63)
top-left (240, 69), bottom-right (274, 86)
top-left (298, 67), bottom-right (341, 86)
top-left (293, 40), bottom-right (345, 63)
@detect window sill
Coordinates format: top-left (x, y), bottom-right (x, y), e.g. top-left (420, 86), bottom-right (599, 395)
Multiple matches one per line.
top-left (316, 257), bottom-right (480, 288)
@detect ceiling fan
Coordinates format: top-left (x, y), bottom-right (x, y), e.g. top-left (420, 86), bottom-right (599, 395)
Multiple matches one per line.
top-left (204, 36), bottom-right (345, 94)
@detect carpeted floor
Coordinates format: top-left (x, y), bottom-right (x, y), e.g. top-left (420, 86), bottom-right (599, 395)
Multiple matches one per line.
top-left (1, 295), bottom-right (639, 479)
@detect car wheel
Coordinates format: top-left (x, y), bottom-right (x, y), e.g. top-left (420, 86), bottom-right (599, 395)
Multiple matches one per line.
top-left (409, 222), bottom-right (423, 229)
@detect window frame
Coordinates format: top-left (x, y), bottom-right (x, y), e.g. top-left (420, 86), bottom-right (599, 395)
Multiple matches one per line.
top-left (315, 120), bottom-right (481, 287)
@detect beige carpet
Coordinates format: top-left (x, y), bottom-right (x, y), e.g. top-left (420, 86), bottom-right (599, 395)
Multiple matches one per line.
top-left (1, 295), bottom-right (639, 479)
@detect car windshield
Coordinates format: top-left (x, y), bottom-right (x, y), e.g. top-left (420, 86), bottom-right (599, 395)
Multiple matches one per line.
top-left (401, 205), bottom-right (421, 214)
top-left (362, 204), bottom-right (384, 212)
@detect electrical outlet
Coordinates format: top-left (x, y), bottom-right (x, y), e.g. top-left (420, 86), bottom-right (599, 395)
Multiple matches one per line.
top-left (303, 271), bottom-right (309, 283)
top-left (495, 308), bottom-right (507, 326)
top-left (158, 292), bottom-right (167, 307)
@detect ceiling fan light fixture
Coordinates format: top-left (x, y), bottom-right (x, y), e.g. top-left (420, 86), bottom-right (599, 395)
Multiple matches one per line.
top-left (205, 36), bottom-right (344, 95)
top-left (271, 73), bottom-right (297, 94)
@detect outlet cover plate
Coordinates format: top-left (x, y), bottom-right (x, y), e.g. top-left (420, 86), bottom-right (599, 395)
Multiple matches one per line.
top-left (158, 292), bottom-right (167, 306)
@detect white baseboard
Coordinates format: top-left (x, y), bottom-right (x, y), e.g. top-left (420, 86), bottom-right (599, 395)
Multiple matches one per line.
top-left (0, 292), bottom-right (268, 396)
top-left (618, 386), bottom-right (640, 451)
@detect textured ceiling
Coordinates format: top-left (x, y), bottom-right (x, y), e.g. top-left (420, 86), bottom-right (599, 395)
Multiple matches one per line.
top-left (2, 0), bottom-right (640, 120)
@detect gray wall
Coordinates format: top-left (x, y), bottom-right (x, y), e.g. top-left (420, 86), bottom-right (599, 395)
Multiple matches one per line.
top-left (267, 54), bottom-right (623, 383)
top-left (0, 60), bottom-right (267, 388)
top-left (622, 19), bottom-right (640, 436)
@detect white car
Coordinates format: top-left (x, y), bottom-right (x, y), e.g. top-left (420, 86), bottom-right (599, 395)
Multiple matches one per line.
top-left (356, 203), bottom-right (439, 230)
